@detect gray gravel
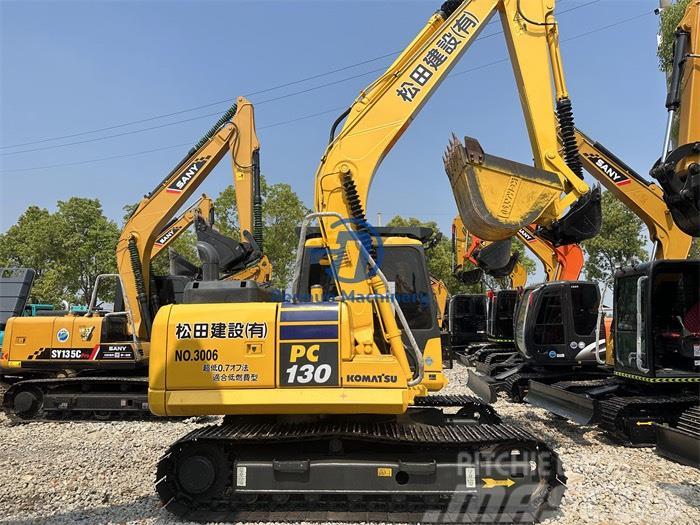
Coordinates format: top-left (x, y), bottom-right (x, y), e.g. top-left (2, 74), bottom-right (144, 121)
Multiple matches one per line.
top-left (0, 363), bottom-right (698, 525)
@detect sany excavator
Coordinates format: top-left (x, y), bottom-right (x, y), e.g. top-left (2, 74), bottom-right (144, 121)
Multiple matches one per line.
top-left (525, 1), bottom-right (699, 467)
top-left (446, 217), bottom-right (525, 368)
top-left (467, 228), bottom-right (585, 371)
top-left (147, 1), bottom-right (608, 520)
top-left (150, 194), bottom-right (214, 259)
top-left (1, 97), bottom-right (269, 420)
top-left (471, 121), bottom-right (698, 404)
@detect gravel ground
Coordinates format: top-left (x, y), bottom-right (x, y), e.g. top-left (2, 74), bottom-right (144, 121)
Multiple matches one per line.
top-left (0, 363), bottom-right (698, 525)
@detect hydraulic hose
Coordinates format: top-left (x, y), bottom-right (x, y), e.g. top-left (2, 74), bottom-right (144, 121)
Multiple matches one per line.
top-left (147, 104), bottom-right (238, 198)
top-left (341, 173), bottom-right (375, 260)
top-left (252, 149), bottom-right (264, 249)
top-left (556, 97), bottom-right (584, 179)
top-left (128, 237), bottom-right (152, 338)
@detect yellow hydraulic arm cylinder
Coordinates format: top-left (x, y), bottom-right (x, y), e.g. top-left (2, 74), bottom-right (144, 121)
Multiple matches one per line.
top-left (576, 129), bottom-right (692, 259)
top-left (651, 0), bottom-right (700, 237)
top-left (116, 97), bottom-right (261, 343)
top-left (151, 194), bottom-right (214, 259)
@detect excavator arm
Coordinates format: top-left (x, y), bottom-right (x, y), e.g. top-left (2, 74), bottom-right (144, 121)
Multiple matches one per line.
top-left (452, 216), bottom-right (527, 286)
top-left (576, 128), bottom-right (692, 259)
top-left (515, 225), bottom-right (583, 281)
top-left (151, 194), bottom-right (213, 259)
top-left (116, 97), bottom-right (263, 342)
top-left (651, 0), bottom-right (700, 237)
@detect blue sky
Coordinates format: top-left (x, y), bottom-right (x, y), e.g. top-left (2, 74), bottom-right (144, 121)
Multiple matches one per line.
top-left (1, 0), bottom-right (665, 255)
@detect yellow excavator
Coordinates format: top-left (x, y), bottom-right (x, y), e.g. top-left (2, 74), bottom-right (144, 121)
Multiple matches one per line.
top-left (575, 129), bottom-right (692, 260)
top-left (147, 1), bottom-right (609, 520)
top-left (525, 1), bottom-right (699, 466)
top-left (151, 194), bottom-right (214, 259)
top-left (1, 97), bottom-right (269, 420)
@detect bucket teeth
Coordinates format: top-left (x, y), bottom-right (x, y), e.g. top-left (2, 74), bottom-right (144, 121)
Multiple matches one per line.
top-left (444, 134), bottom-right (563, 241)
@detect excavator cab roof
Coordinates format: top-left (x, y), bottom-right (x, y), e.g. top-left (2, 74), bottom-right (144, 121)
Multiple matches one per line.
top-left (299, 226), bottom-right (435, 245)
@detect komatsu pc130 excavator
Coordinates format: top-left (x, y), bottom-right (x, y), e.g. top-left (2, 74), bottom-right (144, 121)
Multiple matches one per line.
top-left (1, 98), bottom-right (269, 420)
top-left (147, 0), bottom-right (610, 520)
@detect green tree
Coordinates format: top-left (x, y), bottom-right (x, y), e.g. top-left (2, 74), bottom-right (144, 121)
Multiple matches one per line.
top-left (214, 178), bottom-right (309, 289)
top-left (0, 206), bottom-right (66, 304)
top-left (689, 238), bottom-right (700, 259)
top-left (54, 198), bottom-right (121, 304)
top-left (582, 191), bottom-right (648, 280)
top-left (0, 199), bottom-right (120, 306)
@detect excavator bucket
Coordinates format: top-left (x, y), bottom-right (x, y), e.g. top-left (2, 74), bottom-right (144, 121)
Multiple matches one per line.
top-left (194, 216), bottom-right (259, 274)
top-left (475, 239), bottom-right (512, 273)
top-left (444, 135), bottom-right (564, 241)
top-left (535, 185), bottom-right (602, 247)
top-left (168, 249), bottom-right (200, 279)
top-left (456, 267), bottom-right (484, 285)
top-left (486, 253), bottom-right (520, 279)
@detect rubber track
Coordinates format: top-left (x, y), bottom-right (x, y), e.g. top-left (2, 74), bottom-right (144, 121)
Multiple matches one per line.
top-left (503, 370), bottom-right (609, 402)
top-left (599, 395), bottom-right (698, 443)
top-left (158, 420), bottom-right (564, 523)
top-left (675, 406), bottom-right (700, 437)
top-left (2, 376), bottom-right (151, 422)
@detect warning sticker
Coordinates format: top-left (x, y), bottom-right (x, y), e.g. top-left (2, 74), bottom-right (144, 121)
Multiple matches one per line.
top-left (236, 466), bottom-right (247, 487)
top-left (465, 467), bottom-right (476, 488)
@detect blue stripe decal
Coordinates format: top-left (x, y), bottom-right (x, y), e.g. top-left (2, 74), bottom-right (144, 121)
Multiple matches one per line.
top-left (280, 324), bottom-right (338, 341)
top-left (280, 309), bottom-right (339, 322)
top-left (281, 302), bottom-right (338, 309)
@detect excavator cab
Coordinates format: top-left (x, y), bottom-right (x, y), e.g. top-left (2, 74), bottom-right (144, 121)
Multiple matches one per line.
top-left (296, 227), bottom-right (441, 369)
top-left (0, 268), bottom-right (36, 352)
top-left (613, 260), bottom-right (700, 379)
top-left (447, 294), bottom-right (487, 354)
top-left (486, 289), bottom-right (518, 344)
top-left (514, 281), bottom-right (603, 366)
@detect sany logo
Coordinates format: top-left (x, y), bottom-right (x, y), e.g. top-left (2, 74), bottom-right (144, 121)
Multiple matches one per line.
top-left (166, 156), bottom-right (211, 193)
top-left (585, 154), bottom-right (630, 186)
top-left (518, 229), bottom-right (536, 243)
top-left (155, 227), bottom-right (181, 246)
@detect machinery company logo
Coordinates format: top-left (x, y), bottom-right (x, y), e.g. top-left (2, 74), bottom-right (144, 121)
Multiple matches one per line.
top-left (518, 228), bottom-right (536, 243)
top-left (583, 153), bottom-right (630, 186)
top-left (325, 218), bottom-right (384, 284)
top-left (56, 328), bottom-right (70, 343)
top-left (155, 226), bottom-right (181, 245)
top-left (166, 156), bottom-right (211, 193)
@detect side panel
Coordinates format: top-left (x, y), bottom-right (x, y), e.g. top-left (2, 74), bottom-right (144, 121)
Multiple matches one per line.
top-left (162, 303), bottom-right (279, 389)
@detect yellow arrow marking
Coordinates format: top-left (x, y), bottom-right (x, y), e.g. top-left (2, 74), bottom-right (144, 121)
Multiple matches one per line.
top-left (635, 421), bottom-right (653, 426)
top-left (482, 478), bottom-right (516, 489)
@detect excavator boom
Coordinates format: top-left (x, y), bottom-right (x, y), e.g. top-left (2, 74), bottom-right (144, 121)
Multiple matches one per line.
top-left (117, 97), bottom-right (264, 342)
top-left (651, 0), bottom-right (700, 237)
top-left (576, 129), bottom-right (692, 259)
top-left (151, 194), bottom-right (213, 259)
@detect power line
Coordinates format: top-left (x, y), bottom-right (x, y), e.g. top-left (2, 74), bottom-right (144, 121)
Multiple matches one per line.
top-left (0, 0), bottom-right (593, 154)
top-left (0, 6), bottom-right (649, 174)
